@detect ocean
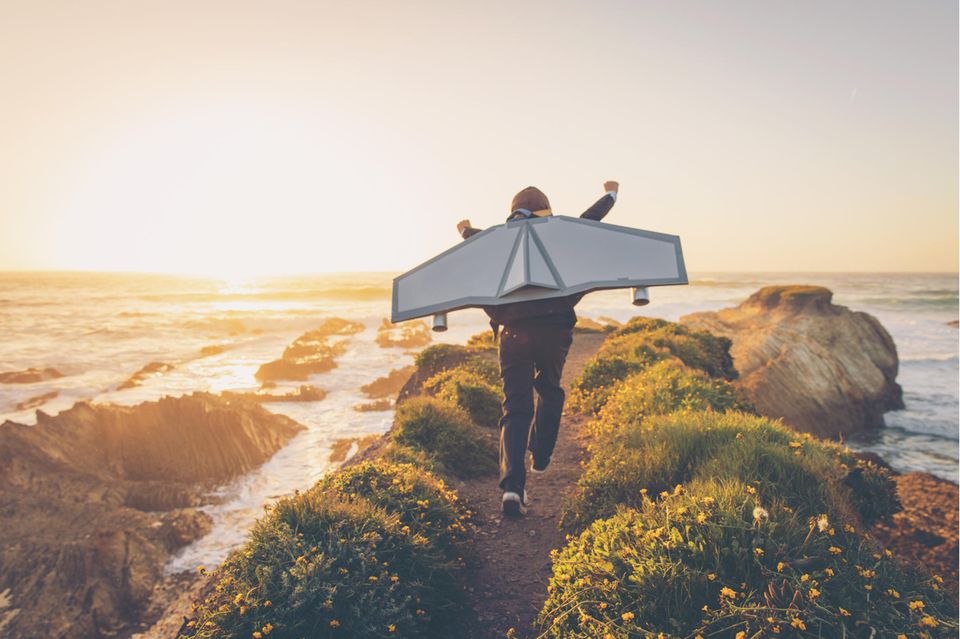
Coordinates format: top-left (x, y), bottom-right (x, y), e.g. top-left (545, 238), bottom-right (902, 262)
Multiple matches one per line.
top-left (0, 271), bottom-right (956, 572)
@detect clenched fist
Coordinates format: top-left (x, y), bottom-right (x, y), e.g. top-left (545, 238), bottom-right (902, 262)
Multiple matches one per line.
top-left (456, 219), bottom-right (472, 234)
top-left (604, 181), bottom-right (620, 194)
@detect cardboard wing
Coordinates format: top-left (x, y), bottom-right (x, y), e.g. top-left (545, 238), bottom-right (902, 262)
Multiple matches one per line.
top-left (391, 215), bottom-right (687, 323)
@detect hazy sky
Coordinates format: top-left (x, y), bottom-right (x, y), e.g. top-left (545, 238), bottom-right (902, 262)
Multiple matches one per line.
top-left (1, 0), bottom-right (957, 275)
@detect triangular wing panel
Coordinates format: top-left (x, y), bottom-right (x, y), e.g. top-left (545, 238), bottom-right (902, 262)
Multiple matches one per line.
top-left (392, 215), bottom-right (687, 322)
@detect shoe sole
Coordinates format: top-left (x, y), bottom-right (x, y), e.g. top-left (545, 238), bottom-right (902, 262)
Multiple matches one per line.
top-left (502, 499), bottom-right (526, 517)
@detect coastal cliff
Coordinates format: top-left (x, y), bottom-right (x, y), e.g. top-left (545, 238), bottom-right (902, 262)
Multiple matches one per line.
top-left (680, 285), bottom-right (904, 438)
top-left (0, 393), bottom-right (304, 639)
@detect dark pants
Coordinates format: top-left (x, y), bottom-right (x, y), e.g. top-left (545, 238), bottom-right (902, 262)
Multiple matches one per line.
top-left (497, 323), bottom-right (574, 494)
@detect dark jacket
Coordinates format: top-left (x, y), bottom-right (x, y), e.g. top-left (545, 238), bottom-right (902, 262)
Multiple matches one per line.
top-left (460, 192), bottom-right (617, 333)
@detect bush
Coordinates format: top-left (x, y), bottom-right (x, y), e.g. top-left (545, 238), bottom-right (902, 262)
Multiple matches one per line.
top-left (181, 488), bottom-right (463, 639)
top-left (587, 360), bottom-right (752, 440)
top-left (423, 368), bottom-right (502, 428)
top-left (599, 320), bottom-right (737, 381)
top-left (466, 330), bottom-right (498, 352)
top-left (562, 410), bottom-right (899, 529)
top-left (392, 397), bottom-right (498, 478)
top-left (567, 318), bottom-right (738, 415)
top-left (540, 476), bottom-right (958, 639)
top-left (567, 356), bottom-right (643, 415)
top-left (316, 461), bottom-right (475, 560)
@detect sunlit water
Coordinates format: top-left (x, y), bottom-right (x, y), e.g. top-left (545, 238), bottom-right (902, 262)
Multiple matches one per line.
top-left (0, 271), bottom-right (955, 572)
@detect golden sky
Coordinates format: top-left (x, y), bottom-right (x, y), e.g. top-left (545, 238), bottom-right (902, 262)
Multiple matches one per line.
top-left (1, 1), bottom-right (957, 276)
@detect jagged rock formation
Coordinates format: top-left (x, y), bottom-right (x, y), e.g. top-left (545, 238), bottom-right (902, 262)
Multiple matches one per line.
top-left (119, 361), bottom-right (176, 389)
top-left (681, 286), bottom-right (904, 438)
top-left (0, 392), bottom-right (304, 639)
top-left (0, 367), bottom-right (64, 383)
top-left (255, 318), bottom-right (364, 382)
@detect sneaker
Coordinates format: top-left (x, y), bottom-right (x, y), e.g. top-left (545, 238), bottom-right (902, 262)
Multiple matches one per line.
top-left (501, 491), bottom-right (527, 517)
top-left (530, 457), bottom-right (550, 475)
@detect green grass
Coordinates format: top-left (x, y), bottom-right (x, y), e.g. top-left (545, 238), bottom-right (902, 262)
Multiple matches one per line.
top-left (562, 410), bottom-right (899, 529)
top-left (391, 396), bottom-right (498, 478)
top-left (567, 318), bottom-right (738, 415)
top-left (180, 477), bottom-right (465, 639)
top-left (423, 368), bottom-right (503, 428)
top-left (541, 476), bottom-right (957, 638)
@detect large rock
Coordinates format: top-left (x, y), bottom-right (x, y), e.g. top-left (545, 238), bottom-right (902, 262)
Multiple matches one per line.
top-left (680, 286), bottom-right (903, 438)
top-left (0, 392), bottom-right (304, 639)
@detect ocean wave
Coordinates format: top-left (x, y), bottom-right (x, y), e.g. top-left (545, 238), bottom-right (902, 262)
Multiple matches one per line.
top-left (899, 354), bottom-right (959, 364)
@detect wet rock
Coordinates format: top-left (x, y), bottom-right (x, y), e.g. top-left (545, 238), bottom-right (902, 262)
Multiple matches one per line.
top-left (119, 361), bottom-right (175, 390)
top-left (0, 392), bottom-right (304, 639)
top-left (255, 318), bottom-right (363, 382)
top-left (0, 367), bottom-right (64, 384)
top-left (376, 318), bottom-right (432, 348)
top-left (14, 390), bottom-right (58, 411)
top-left (361, 366), bottom-right (416, 399)
top-left (681, 286), bottom-right (903, 438)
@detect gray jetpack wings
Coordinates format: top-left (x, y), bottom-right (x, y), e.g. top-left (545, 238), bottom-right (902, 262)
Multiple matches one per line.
top-left (391, 215), bottom-right (687, 324)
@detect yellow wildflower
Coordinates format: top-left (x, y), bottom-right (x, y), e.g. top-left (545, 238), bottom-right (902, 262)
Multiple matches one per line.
top-left (828, 546), bottom-right (842, 555)
top-left (777, 561), bottom-right (788, 572)
top-left (790, 617), bottom-right (806, 630)
top-left (263, 600), bottom-right (272, 608)
top-left (808, 587), bottom-right (820, 598)
top-left (825, 568), bottom-right (834, 577)
top-left (262, 624), bottom-right (273, 636)
top-left (800, 573), bottom-right (810, 582)
top-left (674, 483), bottom-right (684, 494)
top-left (388, 624), bottom-right (396, 632)
top-left (789, 441), bottom-right (802, 448)
top-left (369, 576), bottom-right (379, 582)
top-left (839, 607), bottom-right (850, 616)
top-left (720, 586), bottom-right (737, 598)
top-left (253, 633), bottom-right (262, 639)
top-left (754, 547), bottom-right (764, 556)
top-left (746, 485), bottom-right (757, 494)
top-left (736, 632), bottom-right (746, 639)
top-left (909, 600), bottom-right (925, 611)
top-left (707, 573), bottom-right (717, 581)
top-left (621, 611), bottom-right (635, 621)
top-left (816, 514), bottom-right (829, 531)
top-left (696, 512), bottom-right (708, 523)
top-left (919, 615), bottom-right (939, 628)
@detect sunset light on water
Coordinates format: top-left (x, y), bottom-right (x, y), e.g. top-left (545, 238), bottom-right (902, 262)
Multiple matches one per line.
top-left (0, 2), bottom-right (956, 638)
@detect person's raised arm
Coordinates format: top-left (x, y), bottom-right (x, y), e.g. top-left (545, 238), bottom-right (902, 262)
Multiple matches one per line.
top-left (579, 181), bottom-right (619, 221)
top-left (457, 218), bottom-right (483, 239)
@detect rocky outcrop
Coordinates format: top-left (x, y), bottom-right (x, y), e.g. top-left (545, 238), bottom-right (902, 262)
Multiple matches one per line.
top-left (14, 390), bottom-right (58, 411)
top-left (0, 367), bottom-right (64, 383)
top-left (361, 366), bottom-right (416, 399)
top-left (0, 392), bottom-right (304, 639)
top-left (255, 318), bottom-right (364, 382)
top-left (375, 317), bottom-right (432, 348)
top-left (869, 471), bottom-right (959, 596)
top-left (119, 361), bottom-right (175, 389)
top-left (681, 286), bottom-right (903, 438)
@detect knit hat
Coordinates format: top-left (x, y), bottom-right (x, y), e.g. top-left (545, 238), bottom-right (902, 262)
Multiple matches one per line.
top-left (508, 186), bottom-right (552, 220)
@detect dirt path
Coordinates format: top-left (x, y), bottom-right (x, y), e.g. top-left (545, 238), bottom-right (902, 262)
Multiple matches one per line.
top-left (452, 332), bottom-right (605, 639)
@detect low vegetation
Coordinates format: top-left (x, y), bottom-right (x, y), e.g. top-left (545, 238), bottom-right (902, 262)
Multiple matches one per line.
top-left (539, 317), bottom-right (956, 638)
top-left (181, 463), bottom-right (471, 639)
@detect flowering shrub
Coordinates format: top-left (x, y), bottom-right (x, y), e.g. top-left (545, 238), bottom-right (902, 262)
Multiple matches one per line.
top-left (562, 410), bottom-right (899, 529)
top-left (316, 461), bottom-right (475, 560)
top-left (181, 487), bottom-right (463, 639)
top-left (541, 476), bottom-right (957, 638)
top-left (587, 360), bottom-right (752, 440)
top-left (423, 367), bottom-right (502, 428)
top-left (568, 318), bottom-right (737, 415)
top-left (392, 396), bottom-right (497, 477)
